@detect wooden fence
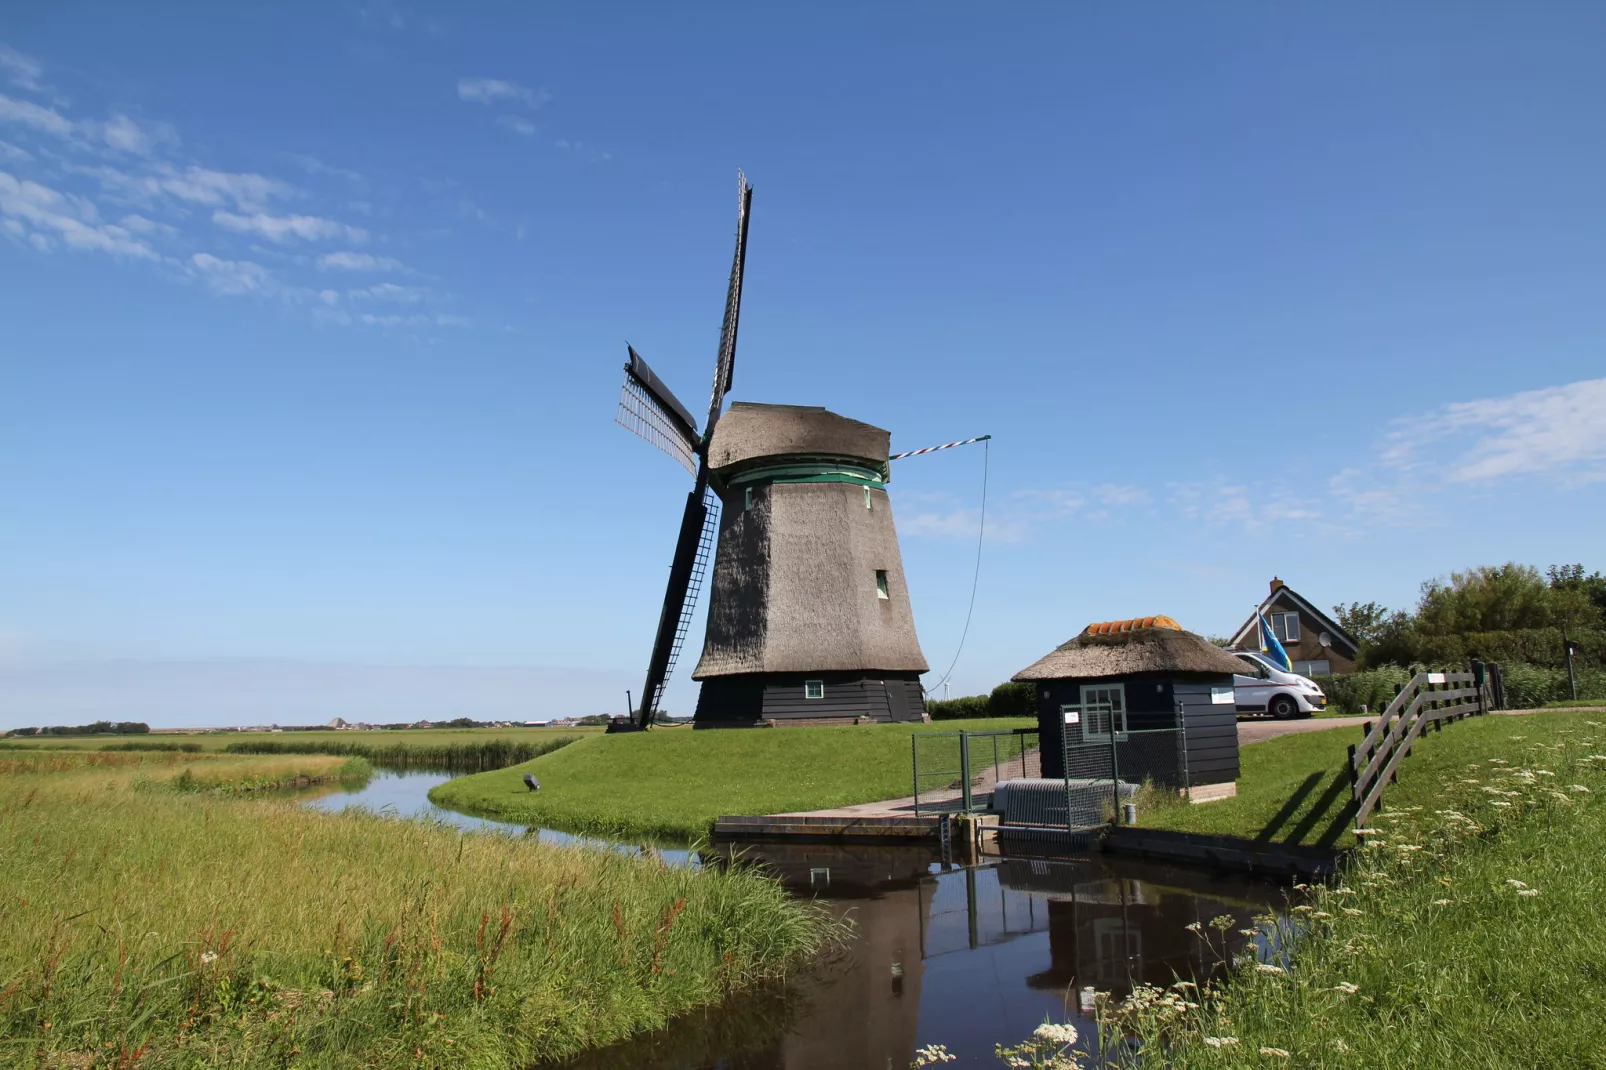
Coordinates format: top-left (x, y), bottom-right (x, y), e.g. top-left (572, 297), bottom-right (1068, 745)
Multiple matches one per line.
top-left (1349, 670), bottom-right (1486, 829)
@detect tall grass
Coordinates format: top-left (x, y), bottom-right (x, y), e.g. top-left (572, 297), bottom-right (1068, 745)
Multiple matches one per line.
top-left (0, 754), bottom-right (832, 1067)
top-left (222, 735), bottom-right (579, 773)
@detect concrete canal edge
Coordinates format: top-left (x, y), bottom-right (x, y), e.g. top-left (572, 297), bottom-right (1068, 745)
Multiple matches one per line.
top-left (711, 812), bottom-right (1342, 880)
top-left (1100, 825), bottom-right (1341, 880)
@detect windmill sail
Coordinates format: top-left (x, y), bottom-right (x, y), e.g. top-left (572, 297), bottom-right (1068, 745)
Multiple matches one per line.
top-left (628, 173), bottom-right (753, 729)
top-left (616, 347), bottom-right (700, 474)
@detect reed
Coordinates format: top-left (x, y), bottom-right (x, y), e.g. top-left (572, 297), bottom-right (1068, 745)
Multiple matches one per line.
top-left (0, 752), bottom-right (831, 1067)
top-left (222, 735), bottom-right (579, 773)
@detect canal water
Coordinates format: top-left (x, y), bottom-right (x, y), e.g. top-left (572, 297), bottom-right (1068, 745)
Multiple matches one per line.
top-left (307, 770), bottom-right (1287, 1069)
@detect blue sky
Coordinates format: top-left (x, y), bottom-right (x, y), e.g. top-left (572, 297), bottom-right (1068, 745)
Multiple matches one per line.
top-left (2, 4), bottom-right (1603, 728)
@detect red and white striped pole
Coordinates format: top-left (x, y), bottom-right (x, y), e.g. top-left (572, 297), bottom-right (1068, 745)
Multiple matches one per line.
top-left (890, 434), bottom-right (991, 461)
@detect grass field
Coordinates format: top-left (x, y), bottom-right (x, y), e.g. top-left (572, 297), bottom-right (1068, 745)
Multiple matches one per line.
top-left (1138, 712), bottom-right (1577, 848)
top-left (1090, 707), bottom-right (1606, 1068)
top-left (0, 750), bottom-right (830, 1068)
top-left (431, 718), bottom-right (1036, 841)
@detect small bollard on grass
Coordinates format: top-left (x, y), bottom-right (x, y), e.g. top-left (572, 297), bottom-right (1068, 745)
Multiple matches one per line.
top-left (523, 774), bottom-right (540, 792)
top-left (1122, 802), bottom-right (1138, 825)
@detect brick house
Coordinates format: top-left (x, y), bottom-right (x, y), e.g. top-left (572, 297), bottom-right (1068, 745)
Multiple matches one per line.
top-left (1228, 577), bottom-right (1359, 676)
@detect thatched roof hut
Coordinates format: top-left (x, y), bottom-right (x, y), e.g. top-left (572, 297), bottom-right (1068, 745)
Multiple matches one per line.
top-left (1012, 616), bottom-right (1243, 795)
top-left (1012, 616), bottom-right (1247, 682)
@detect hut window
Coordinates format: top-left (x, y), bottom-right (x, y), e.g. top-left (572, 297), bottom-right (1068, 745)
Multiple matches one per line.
top-left (1080, 683), bottom-right (1127, 742)
top-left (804, 679), bottom-right (825, 700)
top-left (875, 570), bottom-right (889, 600)
top-left (744, 487), bottom-right (753, 511)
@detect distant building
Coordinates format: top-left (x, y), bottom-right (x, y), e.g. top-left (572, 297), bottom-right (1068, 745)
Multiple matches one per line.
top-left (1228, 578), bottom-right (1359, 676)
top-left (327, 717), bottom-right (348, 729)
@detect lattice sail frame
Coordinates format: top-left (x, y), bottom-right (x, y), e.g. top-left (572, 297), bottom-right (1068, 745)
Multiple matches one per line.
top-left (616, 372), bottom-right (698, 475)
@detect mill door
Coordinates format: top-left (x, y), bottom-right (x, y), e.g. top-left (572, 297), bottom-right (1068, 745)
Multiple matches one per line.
top-left (886, 680), bottom-right (911, 722)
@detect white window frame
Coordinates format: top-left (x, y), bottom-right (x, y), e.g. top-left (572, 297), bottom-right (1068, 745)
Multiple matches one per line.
top-left (804, 679), bottom-right (825, 700)
top-left (1276, 612), bottom-right (1301, 644)
top-left (1294, 659), bottom-right (1332, 677)
top-left (875, 569), bottom-right (889, 600)
top-left (1080, 683), bottom-right (1127, 742)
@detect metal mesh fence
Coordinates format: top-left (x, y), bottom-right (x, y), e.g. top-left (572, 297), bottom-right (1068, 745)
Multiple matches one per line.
top-left (912, 729), bottom-right (1038, 814)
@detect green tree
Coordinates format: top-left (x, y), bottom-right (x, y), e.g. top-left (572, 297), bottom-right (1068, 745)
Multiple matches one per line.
top-left (1415, 563), bottom-right (1558, 634)
top-left (1331, 601), bottom-right (1392, 646)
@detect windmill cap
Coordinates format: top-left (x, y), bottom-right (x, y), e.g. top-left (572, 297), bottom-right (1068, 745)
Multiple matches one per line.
top-left (707, 401), bottom-right (890, 471)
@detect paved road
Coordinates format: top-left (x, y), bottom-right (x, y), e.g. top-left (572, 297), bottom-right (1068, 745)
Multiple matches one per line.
top-left (1238, 715), bottom-right (1371, 745)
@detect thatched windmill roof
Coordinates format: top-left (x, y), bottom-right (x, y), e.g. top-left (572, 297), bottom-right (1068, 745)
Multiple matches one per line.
top-left (1012, 616), bottom-right (1245, 681)
top-left (707, 402), bottom-right (889, 473)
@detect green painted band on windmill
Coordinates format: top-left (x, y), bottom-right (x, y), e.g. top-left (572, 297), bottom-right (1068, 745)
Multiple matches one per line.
top-left (723, 460), bottom-right (888, 490)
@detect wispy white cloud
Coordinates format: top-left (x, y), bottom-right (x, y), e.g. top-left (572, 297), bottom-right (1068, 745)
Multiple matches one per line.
top-left (348, 281), bottom-right (427, 303)
top-left (189, 252), bottom-right (271, 295)
top-left (0, 137), bottom-right (31, 162)
top-left (212, 210), bottom-right (367, 243)
top-left (0, 44), bottom-right (48, 95)
top-left (0, 170), bottom-right (156, 259)
top-left (118, 212), bottom-right (175, 236)
top-left (1381, 377), bottom-right (1606, 485)
top-left (78, 163), bottom-right (294, 213)
top-left (281, 152), bottom-right (365, 186)
top-left (94, 113), bottom-right (175, 156)
top-left (456, 78), bottom-right (551, 109)
top-left (1169, 481), bottom-right (1325, 532)
top-left (317, 250), bottom-right (404, 272)
top-left (0, 92), bottom-right (72, 137)
top-left (495, 115), bottom-right (538, 136)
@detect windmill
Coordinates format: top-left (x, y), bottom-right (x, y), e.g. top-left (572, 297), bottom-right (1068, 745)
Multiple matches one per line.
top-left (612, 172), bottom-right (752, 730)
top-left (616, 173), bottom-right (989, 729)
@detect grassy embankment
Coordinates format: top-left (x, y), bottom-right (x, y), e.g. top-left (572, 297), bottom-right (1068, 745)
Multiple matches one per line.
top-left (0, 751), bottom-right (831, 1068)
top-left (1084, 707), bottom-right (1606, 1068)
top-left (1134, 714), bottom-right (1568, 849)
top-left (431, 718), bottom-right (1035, 842)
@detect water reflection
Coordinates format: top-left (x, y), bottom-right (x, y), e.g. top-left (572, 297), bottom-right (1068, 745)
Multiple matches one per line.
top-left (548, 844), bottom-right (1283, 1069)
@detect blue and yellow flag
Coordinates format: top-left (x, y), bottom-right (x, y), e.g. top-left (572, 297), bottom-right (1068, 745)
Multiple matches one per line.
top-left (1258, 611), bottom-right (1293, 671)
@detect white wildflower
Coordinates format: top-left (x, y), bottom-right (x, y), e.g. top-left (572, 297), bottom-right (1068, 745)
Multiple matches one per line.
top-left (1432, 898), bottom-right (1453, 906)
top-left (1259, 1048), bottom-right (1292, 1058)
top-left (1394, 844), bottom-right (1423, 852)
top-left (1342, 907), bottom-right (1364, 916)
top-left (1518, 889), bottom-right (1541, 898)
top-left (913, 1043), bottom-right (958, 1066)
top-left (1491, 801), bottom-right (1512, 808)
top-left (1032, 1022), bottom-right (1079, 1045)
top-left (1506, 879), bottom-right (1528, 888)
top-left (1352, 828), bottom-right (1381, 835)
top-left (1571, 785), bottom-right (1592, 793)
top-left (1312, 911), bottom-right (1333, 919)
top-left (1202, 1036), bottom-right (1241, 1047)
top-left (199, 951), bottom-right (218, 965)
top-left (1255, 963), bottom-right (1286, 975)
top-left (1333, 981), bottom-right (1359, 994)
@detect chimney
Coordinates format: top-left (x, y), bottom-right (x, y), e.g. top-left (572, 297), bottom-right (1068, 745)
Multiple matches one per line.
top-left (1269, 576), bottom-right (1285, 594)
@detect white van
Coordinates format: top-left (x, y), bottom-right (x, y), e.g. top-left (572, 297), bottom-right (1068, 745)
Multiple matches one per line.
top-left (1232, 650), bottom-right (1327, 719)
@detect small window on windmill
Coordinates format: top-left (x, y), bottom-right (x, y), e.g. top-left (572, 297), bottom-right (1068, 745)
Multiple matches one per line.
top-left (744, 486), bottom-right (753, 511)
top-left (804, 679), bottom-right (825, 700)
top-left (875, 570), bottom-right (889, 600)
